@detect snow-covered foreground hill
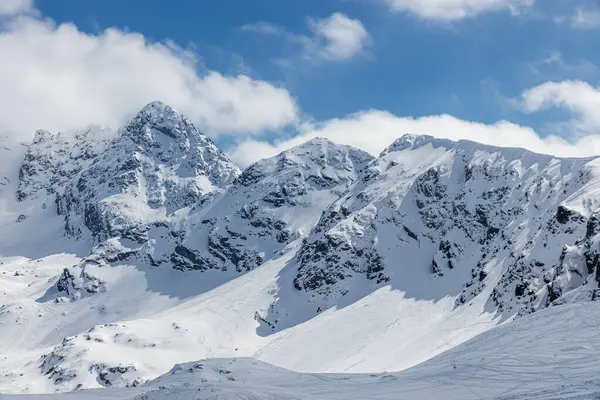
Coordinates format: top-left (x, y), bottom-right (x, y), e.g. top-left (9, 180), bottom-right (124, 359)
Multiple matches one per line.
top-left (0, 240), bottom-right (498, 393)
top-left (11, 302), bottom-right (600, 400)
top-left (3, 102), bottom-right (600, 397)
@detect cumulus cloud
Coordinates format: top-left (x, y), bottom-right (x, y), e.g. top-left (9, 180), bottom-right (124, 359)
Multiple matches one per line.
top-left (227, 109), bottom-right (600, 167)
top-left (0, 0), bottom-right (33, 16)
top-left (520, 80), bottom-right (600, 134)
top-left (307, 13), bottom-right (369, 61)
top-left (0, 15), bottom-right (298, 140)
top-left (242, 12), bottom-right (369, 62)
top-left (379, 0), bottom-right (534, 21)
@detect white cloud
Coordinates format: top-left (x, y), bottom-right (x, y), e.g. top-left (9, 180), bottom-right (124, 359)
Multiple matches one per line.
top-left (307, 13), bottom-right (369, 61)
top-left (0, 16), bottom-right (298, 140)
top-left (0, 0), bottom-right (33, 16)
top-left (242, 12), bottom-right (369, 62)
top-left (520, 80), bottom-right (600, 134)
top-left (228, 78), bottom-right (600, 167)
top-left (380, 0), bottom-right (534, 21)
top-left (227, 110), bottom-right (600, 167)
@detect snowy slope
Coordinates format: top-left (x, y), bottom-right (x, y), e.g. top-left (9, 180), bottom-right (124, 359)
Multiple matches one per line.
top-left (0, 238), bottom-right (500, 393)
top-left (263, 134), bottom-right (600, 333)
top-left (4, 103), bottom-right (600, 397)
top-left (11, 302), bottom-right (600, 400)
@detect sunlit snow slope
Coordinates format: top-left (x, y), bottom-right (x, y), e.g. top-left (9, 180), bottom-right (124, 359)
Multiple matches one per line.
top-left (11, 302), bottom-right (600, 400)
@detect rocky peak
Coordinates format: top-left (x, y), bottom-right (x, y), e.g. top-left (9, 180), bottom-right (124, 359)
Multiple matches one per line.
top-left (55, 102), bottom-right (240, 241)
top-left (232, 137), bottom-right (373, 219)
top-left (237, 137), bottom-right (372, 190)
top-left (16, 128), bottom-right (110, 202)
top-left (284, 137), bottom-right (373, 171)
top-left (381, 134), bottom-right (458, 156)
top-left (122, 101), bottom-right (192, 143)
top-left (121, 101), bottom-right (240, 185)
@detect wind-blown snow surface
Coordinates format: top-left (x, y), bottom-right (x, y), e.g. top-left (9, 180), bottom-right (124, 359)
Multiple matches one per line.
top-left (3, 102), bottom-right (600, 397)
top-left (11, 303), bottom-right (600, 399)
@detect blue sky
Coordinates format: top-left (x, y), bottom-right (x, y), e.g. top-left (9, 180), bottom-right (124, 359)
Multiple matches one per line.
top-left (34, 0), bottom-right (599, 125)
top-left (2, 0), bottom-right (600, 165)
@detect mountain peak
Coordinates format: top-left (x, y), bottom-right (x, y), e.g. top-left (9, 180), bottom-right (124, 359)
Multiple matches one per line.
top-left (381, 133), bottom-right (584, 162)
top-left (298, 136), bottom-right (336, 147)
top-left (381, 134), bottom-right (457, 156)
top-left (121, 101), bottom-right (193, 142)
top-left (246, 137), bottom-right (374, 180)
top-left (136, 100), bottom-right (175, 117)
top-left (50, 100), bottom-right (240, 240)
top-left (276, 137), bottom-right (373, 166)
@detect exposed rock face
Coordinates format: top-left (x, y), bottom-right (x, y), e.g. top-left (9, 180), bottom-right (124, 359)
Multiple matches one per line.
top-left (148, 137), bottom-right (374, 274)
top-left (54, 238), bottom-right (140, 300)
top-left (27, 125), bottom-right (600, 319)
top-left (262, 135), bottom-right (600, 330)
top-left (38, 103), bottom-right (372, 302)
top-left (38, 323), bottom-right (147, 391)
top-left (39, 337), bottom-right (80, 386)
top-left (16, 129), bottom-right (109, 202)
top-left (55, 101), bottom-right (240, 241)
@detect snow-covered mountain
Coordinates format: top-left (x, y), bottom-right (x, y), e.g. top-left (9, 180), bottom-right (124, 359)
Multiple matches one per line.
top-left (52, 130), bottom-right (371, 305)
top-left (3, 102), bottom-right (600, 397)
top-left (159, 136), bottom-right (372, 274)
top-left (56, 101), bottom-right (240, 242)
top-left (262, 134), bottom-right (600, 332)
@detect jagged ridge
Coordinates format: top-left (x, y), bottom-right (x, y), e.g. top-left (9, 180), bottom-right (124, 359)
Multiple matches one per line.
top-left (264, 134), bottom-right (600, 332)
